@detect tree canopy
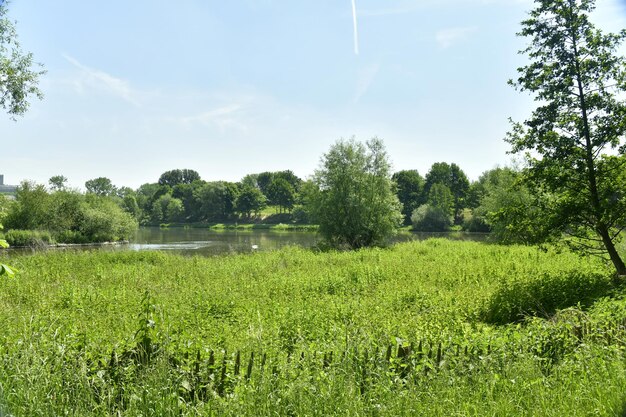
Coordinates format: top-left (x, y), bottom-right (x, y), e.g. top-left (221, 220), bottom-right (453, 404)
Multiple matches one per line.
top-left (158, 169), bottom-right (201, 188)
top-left (85, 177), bottom-right (115, 197)
top-left (392, 170), bottom-right (424, 225)
top-left (313, 137), bottom-right (402, 249)
top-left (0, 3), bottom-right (44, 118)
top-left (423, 162), bottom-right (469, 224)
top-left (507, 0), bottom-right (626, 275)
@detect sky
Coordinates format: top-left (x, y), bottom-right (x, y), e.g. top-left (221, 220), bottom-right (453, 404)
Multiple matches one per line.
top-left (1, 0), bottom-right (626, 190)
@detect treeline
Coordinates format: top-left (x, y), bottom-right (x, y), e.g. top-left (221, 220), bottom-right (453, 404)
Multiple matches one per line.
top-left (0, 181), bottom-right (137, 245)
top-left (1, 162), bottom-right (534, 245)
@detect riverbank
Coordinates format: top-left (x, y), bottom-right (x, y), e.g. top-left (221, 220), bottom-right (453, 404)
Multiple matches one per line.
top-left (151, 222), bottom-right (319, 231)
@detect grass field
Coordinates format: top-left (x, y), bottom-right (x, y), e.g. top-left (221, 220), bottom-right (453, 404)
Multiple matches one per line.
top-left (1, 240), bottom-right (626, 415)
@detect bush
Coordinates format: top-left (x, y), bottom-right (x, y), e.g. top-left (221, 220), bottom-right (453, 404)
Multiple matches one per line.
top-left (411, 204), bottom-right (451, 232)
top-left (461, 209), bottom-right (490, 232)
top-left (480, 269), bottom-right (614, 324)
top-left (3, 229), bottom-right (55, 247)
top-left (54, 230), bottom-right (89, 244)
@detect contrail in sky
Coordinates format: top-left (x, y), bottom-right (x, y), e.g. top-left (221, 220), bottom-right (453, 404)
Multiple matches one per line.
top-left (351, 0), bottom-right (359, 55)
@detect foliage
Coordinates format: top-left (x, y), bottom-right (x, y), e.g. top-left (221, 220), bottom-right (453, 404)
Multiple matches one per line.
top-left (235, 186), bottom-right (267, 218)
top-left (194, 181), bottom-right (239, 221)
top-left (266, 178), bottom-right (295, 213)
top-left (85, 177), bottom-right (116, 197)
top-left (313, 137), bottom-right (402, 249)
top-left (158, 169), bottom-right (201, 188)
top-left (48, 175), bottom-right (67, 191)
top-left (392, 169), bottom-right (424, 225)
top-left (3, 182), bottom-right (137, 243)
top-left (0, 222), bottom-right (15, 278)
top-left (506, 0), bottom-right (626, 275)
top-left (427, 183), bottom-right (454, 216)
top-left (0, 3), bottom-right (44, 118)
top-left (481, 268), bottom-right (613, 324)
top-left (411, 204), bottom-right (451, 232)
top-left (423, 162), bottom-right (470, 224)
top-left (0, 241), bottom-right (624, 415)
top-left (151, 194), bottom-right (185, 224)
top-left (2, 229), bottom-right (54, 247)
top-left (473, 168), bottom-right (550, 244)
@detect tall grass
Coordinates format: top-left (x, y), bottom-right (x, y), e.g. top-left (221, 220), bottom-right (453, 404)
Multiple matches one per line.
top-left (0, 240), bottom-right (624, 415)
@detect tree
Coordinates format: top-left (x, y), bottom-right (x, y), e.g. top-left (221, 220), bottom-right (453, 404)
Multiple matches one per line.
top-left (48, 175), bottom-right (68, 191)
top-left (256, 172), bottom-right (274, 196)
top-left (423, 162), bottom-right (470, 224)
top-left (0, 3), bottom-right (44, 118)
top-left (411, 183), bottom-right (454, 232)
top-left (392, 170), bottom-right (425, 225)
top-left (235, 186), bottom-right (267, 219)
top-left (158, 169), bottom-right (201, 187)
top-left (507, 0), bottom-right (626, 275)
top-left (267, 178), bottom-right (295, 213)
top-left (85, 177), bottom-right (115, 196)
top-left (471, 167), bottom-right (549, 242)
top-left (313, 137), bottom-right (402, 249)
top-left (194, 181), bottom-right (239, 221)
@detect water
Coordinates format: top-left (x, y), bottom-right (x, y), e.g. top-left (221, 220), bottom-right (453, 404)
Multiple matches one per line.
top-left (128, 227), bottom-right (320, 256)
top-left (3, 227), bottom-right (489, 257)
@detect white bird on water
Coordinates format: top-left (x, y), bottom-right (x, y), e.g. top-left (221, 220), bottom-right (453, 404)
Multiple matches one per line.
top-left (251, 244), bottom-right (259, 251)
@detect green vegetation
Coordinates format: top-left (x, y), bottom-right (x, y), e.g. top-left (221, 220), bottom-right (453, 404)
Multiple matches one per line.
top-left (313, 137), bottom-right (402, 248)
top-left (507, 0), bottom-right (626, 274)
top-left (0, 240), bottom-right (625, 415)
top-left (0, 2), bottom-right (44, 118)
top-left (1, 182), bottom-right (137, 245)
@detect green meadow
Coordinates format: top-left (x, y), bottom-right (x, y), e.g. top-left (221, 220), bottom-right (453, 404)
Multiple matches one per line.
top-left (1, 240), bottom-right (626, 416)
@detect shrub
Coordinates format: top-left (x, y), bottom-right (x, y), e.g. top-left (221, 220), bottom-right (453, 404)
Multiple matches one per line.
top-left (480, 269), bottom-right (614, 324)
top-left (54, 230), bottom-right (89, 244)
top-left (411, 204), bottom-right (451, 232)
top-left (3, 229), bottom-right (54, 247)
top-left (461, 209), bottom-right (490, 233)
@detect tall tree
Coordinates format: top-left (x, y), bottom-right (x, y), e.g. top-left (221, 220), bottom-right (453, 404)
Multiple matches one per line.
top-left (313, 137), bottom-right (402, 249)
top-left (392, 170), bottom-right (424, 225)
top-left (507, 0), bottom-right (626, 275)
top-left (48, 175), bottom-right (68, 191)
top-left (235, 186), bottom-right (267, 219)
top-left (267, 178), bottom-right (295, 213)
top-left (423, 162), bottom-right (469, 224)
top-left (158, 169), bottom-right (201, 187)
top-left (85, 177), bottom-right (115, 196)
top-left (0, 3), bottom-right (44, 118)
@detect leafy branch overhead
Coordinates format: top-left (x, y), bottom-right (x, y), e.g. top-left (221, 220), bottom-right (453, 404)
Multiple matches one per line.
top-left (0, 3), bottom-right (44, 118)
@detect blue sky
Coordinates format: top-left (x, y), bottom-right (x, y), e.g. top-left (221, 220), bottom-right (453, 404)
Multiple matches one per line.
top-left (1, 0), bottom-right (625, 189)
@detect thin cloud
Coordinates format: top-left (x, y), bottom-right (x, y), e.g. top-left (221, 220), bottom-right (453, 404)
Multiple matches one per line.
top-left (435, 26), bottom-right (477, 48)
top-left (178, 104), bottom-right (246, 132)
top-left (63, 54), bottom-right (141, 106)
top-left (354, 63), bottom-right (380, 103)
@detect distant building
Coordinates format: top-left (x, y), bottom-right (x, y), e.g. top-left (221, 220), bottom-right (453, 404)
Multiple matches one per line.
top-left (0, 175), bottom-right (17, 194)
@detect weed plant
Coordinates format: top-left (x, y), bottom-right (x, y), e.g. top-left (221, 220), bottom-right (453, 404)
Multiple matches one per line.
top-left (0, 240), bottom-right (624, 415)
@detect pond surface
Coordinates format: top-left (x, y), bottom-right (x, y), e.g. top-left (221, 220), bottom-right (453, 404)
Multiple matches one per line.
top-left (4, 227), bottom-right (489, 257)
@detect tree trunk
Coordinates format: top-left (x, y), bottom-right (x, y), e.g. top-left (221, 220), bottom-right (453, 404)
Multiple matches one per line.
top-left (597, 224), bottom-right (626, 277)
top-left (568, 12), bottom-right (626, 277)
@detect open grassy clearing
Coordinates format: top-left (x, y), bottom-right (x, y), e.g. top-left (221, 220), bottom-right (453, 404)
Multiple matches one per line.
top-left (0, 240), bottom-right (625, 416)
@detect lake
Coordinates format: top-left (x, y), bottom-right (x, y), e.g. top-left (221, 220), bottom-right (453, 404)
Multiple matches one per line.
top-left (5, 227), bottom-right (489, 257)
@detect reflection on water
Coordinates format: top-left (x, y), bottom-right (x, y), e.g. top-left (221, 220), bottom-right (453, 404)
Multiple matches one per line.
top-left (128, 228), bottom-right (320, 256)
top-left (4, 227), bottom-right (490, 257)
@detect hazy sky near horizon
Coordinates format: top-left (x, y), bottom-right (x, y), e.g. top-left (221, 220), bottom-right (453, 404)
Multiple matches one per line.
top-left (2, 0), bottom-right (625, 189)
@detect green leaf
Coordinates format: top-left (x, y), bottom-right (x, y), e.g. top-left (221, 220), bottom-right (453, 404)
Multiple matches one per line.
top-left (0, 263), bottom-right (17, 278)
